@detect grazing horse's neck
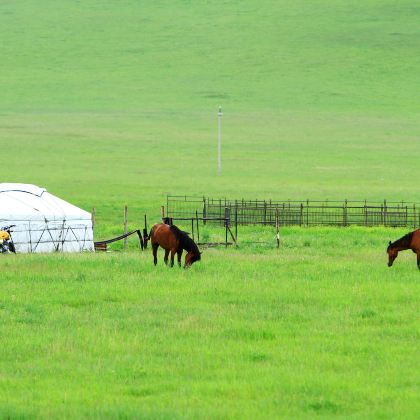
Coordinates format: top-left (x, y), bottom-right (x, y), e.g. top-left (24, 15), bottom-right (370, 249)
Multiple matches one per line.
top-left (391, 233), bottom-right (413, 251)
top-left (182, 241), bottom-right (197, 254)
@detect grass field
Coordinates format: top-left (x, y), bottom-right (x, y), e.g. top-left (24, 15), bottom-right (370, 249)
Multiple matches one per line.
top-left (1, 0), bottom-right (420, 418)
top-left (1, 228), bottom-right (419, 418)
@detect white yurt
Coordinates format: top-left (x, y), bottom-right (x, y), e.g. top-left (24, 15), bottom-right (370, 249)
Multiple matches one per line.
top-left (0, 183), bottom-right (94, 253)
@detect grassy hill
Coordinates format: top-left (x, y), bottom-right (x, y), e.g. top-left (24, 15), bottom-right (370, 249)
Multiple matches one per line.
top-left (1, 0), bottom-right (419, 223)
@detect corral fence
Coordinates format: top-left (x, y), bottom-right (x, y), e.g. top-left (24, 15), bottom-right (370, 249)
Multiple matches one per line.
top-left (162, 214), bottom-right (237, 247)
top-left (166, 196), bottom-right (420, 228)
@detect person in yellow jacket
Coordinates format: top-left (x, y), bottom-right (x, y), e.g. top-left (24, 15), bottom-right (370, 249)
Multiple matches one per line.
top-left (0, 230), bottom-right (10, 241)
top-left (0, 225), bottom-right (15, 253)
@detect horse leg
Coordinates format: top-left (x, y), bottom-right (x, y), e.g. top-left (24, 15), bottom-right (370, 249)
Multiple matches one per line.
top-left (177, 249), bottom-right (183, 267)
top-left (170, 249), bottom-right (176, 267)
top-left (417, 251), bottom-right (420, 270)
top-left (164, 249), bottom-right (170, 265)
top-left (152, 243), bottom-right (159, 266)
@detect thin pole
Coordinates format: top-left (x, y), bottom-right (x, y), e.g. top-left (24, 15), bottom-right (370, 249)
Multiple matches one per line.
top-left (218, 106), bottom-right (222, 176)
top-left (224, 207), bottom-right (229, 247)
top-left (235, 202), bottom-right (238, 241)
top-left (196, 210), bottom-right (200, 242)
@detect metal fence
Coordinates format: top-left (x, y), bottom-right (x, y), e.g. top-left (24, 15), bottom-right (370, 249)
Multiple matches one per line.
top-left (166, 196), bottom-right (420, 228)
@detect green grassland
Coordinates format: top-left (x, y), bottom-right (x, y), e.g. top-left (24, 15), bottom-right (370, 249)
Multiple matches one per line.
top-left (1, 228), bottom-right (420, 418)
top-left (1, 0), bottom-right (420, 418)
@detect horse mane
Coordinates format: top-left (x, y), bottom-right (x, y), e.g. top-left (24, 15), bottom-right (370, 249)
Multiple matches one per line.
top-left (170, 225), bottom-right (201, 258)
top-left (388, 231), bottom-right (413, 251)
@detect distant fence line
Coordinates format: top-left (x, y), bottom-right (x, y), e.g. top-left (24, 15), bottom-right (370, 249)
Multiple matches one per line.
top-left (166, 196), bottom-right (420, 228)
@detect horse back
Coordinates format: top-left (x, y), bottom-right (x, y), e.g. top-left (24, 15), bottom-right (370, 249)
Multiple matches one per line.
top-left (151, 223), bottom-right (178, 250)
top-left (411, 229), bottom-right (420, 251)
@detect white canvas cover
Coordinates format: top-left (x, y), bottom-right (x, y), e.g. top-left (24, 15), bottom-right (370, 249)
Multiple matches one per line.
top-left (0, 183), bottom-right (94, 253)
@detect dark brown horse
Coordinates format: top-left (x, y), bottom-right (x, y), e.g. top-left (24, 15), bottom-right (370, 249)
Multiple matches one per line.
top-left (387, 229), bottom-right (420, 269)
top-left (145, 223), bottom-right (201, 268)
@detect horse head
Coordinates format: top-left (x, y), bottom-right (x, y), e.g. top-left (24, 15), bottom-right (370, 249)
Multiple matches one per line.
top-left (184, 249), bottom-right (201, 268)
top-left (387, 241), bottom-right (398, 267)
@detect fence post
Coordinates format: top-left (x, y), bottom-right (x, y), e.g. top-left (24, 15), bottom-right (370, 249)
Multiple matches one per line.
top-left (384, 200), bottom-right (387, 226)
top-left (196, 210), bottom-right (200, 242)
top-left (282, 203), bottom-right (285, 225)
top-left (143, 214), bottom-right (148, 243)
top-left (91, 207), bottom-right (96, 231)
top-left (203, 197), bottom-right (207, 225)
top-left (306, 199), bottom-right (309, 226)
top-left (224, 207), bottom-right (230, 247)
top-left (343, 199), bottom-right (348, 227)
top-left (300, 203), bottom-right (303, 226)
top-left (264, 200), bottom-right (267, 225)
top-left (276, 209), bottom-right (280, 248)
top-left (235, 202), bottom-right (238, 240)
top-left (364, 200), bottom-right (367, 226)
top-left (123, 205), bottom-right (128, 252)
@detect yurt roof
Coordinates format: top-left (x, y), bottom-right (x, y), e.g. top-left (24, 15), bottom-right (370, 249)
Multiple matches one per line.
top-left (0, 183), bottom-right (91, 222)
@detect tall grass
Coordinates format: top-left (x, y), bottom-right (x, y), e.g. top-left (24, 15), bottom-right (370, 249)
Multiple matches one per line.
top-left (1, 228), bottom-right (419, 417)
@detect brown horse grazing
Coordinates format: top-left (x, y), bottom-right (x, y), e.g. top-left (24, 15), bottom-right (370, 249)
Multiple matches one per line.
top-left (145, 223), bottom-right (201, 268)
top-left (387, 229), bottom-right (420, 269)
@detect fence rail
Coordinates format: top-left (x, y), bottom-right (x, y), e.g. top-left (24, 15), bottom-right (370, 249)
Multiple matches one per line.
top-left (166, 196), bottom-right (420, 228)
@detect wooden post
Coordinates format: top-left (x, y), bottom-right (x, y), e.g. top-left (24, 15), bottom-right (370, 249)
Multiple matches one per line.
top-left (123, 205), bottom-right (128, 252)
top-left (161, 206), bottom-right (165, 222)
top-left (143, 214), bottom-right (148, 247)
top-left (276, 209), bottom-right (280, 248)
top-left (91, 207), bottom-right (96, 230)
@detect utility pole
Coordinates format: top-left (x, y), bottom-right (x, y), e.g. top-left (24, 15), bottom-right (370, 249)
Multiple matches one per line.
top-left (218, 106), bottom-right (222, 176)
